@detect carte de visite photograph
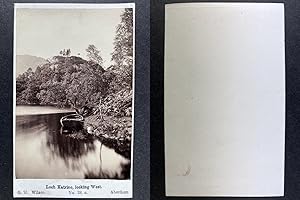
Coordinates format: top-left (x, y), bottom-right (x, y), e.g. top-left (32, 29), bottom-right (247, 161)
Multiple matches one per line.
top-left (13, 3), bottom-right (134, 198)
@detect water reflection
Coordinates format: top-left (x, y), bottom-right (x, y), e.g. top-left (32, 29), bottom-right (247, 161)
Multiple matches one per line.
top-left (15, 106), bottom-right (130, 179)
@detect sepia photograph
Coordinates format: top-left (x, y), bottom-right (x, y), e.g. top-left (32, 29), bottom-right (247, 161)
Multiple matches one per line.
top-left (13, 3), bottom-right (134, 198)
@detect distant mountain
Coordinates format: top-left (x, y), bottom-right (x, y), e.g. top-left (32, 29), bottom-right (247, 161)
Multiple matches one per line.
top-left (16, 55), bottom-right (47, 76)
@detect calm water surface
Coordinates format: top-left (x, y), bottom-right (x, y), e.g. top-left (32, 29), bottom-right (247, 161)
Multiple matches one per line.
top-left (15, 106), bottom-right (130, 179)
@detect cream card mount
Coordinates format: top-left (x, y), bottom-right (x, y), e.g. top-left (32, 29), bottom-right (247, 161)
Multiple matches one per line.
top-left (164, 3), bottom-right (285, 197)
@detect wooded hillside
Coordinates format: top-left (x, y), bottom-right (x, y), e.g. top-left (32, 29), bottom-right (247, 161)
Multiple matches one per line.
top-left (16, 8), bottom-right (133, 119)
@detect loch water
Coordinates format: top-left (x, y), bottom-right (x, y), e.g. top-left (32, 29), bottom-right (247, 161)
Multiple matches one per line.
top-left (15, 106), bottom-right (130, 179)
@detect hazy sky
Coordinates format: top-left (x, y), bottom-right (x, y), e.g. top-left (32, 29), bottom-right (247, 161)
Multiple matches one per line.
top-left (16, 8), bottom-right (124, 68)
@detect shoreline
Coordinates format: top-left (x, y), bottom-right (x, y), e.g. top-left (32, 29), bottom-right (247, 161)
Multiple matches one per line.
top-left (66, 114), bottom-right (132, 159)
top-left (85, 115), bottom-right (132, 159)
top-left (16, 105), bottom-right (132, 159)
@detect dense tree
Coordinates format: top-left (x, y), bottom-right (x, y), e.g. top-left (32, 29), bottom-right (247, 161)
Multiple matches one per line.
top-left (111, 8), bottom-right (133, 66)
top-left (66, 49), bottom-right (71, 57)
top-left (111, 8), bottom-right (133, 89)
top-left (59, 49), bottom-right (71, 57)
top-left (86, 45), bottom-right (103, 66)
top-left (16, 54), bottom-right (108, 109)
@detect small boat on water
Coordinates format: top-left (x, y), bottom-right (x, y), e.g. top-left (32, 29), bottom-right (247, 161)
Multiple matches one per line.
top-left (60, 114), bottom-right (84, 133)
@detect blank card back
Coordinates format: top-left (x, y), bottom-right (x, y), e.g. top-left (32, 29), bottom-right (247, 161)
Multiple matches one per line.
top-left (164, 3), bottom-right (285, 197)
